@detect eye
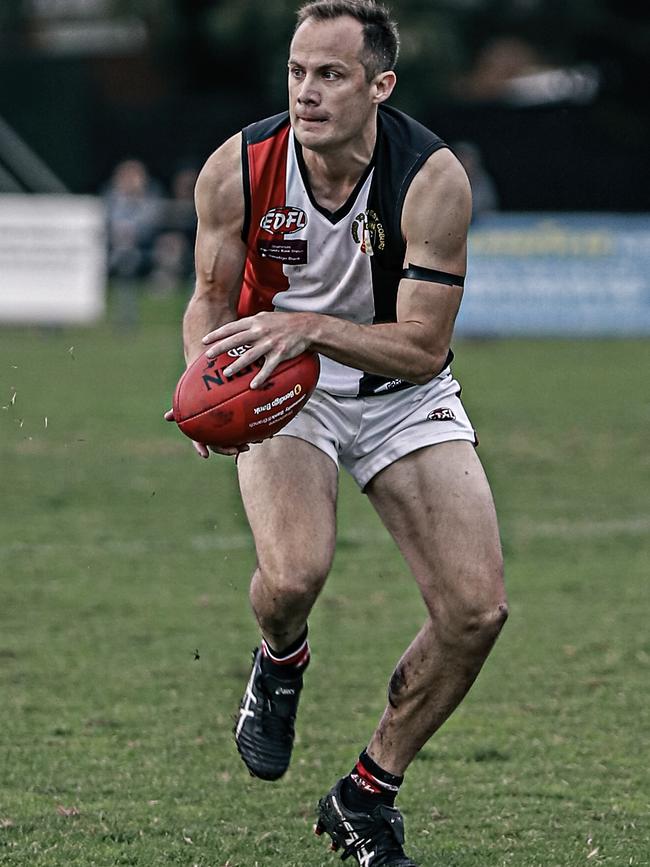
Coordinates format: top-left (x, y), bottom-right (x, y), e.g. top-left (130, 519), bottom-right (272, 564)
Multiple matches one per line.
top-left (322, 70), bottom-right (340, 81)
top-left (289, 66), bottom-right (305, 80)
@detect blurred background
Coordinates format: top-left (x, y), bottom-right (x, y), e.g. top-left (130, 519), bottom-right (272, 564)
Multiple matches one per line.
top-left (0, 0), bottom-right (649, 330)
top-left (1, 0), bottom-right (649, 208)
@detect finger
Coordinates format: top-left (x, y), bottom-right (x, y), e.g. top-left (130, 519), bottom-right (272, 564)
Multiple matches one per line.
top-left (222, 342), bottom-right (270, 377)
top-left (192, 440), bottom-right (210, 459)
top-left (164, 409), bottom-right (175, 422)
top-left (208, 443), bottom-right (250, 456)
top-left (205, 332), bottom-right (257, 360)
top-left (202, 318), bottom-right (253, 345)
top-left (250, 352), bottom-right (280, 389)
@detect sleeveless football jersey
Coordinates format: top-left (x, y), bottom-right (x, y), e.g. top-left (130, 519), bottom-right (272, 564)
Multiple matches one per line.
top-left (239, 104), bottom-right (450, 397)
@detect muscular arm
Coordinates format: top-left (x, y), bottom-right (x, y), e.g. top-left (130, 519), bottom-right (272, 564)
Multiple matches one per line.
top-left (183, 133), bottom-right (247, 364)
top-left (168, 133), bottom-right (248, 457)
top-left (205, 148), bottom-right (471, 387)
top-left (305, 148), bottom-right (471, 382)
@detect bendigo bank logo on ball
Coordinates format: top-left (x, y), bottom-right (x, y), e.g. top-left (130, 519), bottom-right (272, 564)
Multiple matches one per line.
top-left (252, 384), bottom-right (303, 418)
top-left (260, 207), bottom-right (308, 234)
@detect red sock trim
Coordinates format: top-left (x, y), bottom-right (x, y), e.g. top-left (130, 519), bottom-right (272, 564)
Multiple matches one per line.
top-left (353, 760), bottom-right (400, 794)
top-left (351, 761), bottom-right (383, 794)
top-left (261, 637), bottom-right (310, 668)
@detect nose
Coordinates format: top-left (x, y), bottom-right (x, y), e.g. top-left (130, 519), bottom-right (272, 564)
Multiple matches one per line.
top-left (296, 75), bottom-right (320, 107)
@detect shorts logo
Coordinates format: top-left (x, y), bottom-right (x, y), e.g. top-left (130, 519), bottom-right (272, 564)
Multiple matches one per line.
top-left (351, 209), bottom-right (385, 256)
top-left (260, 206), bottom-right (307, 234)
top-left (427, 407), bottom-right (456, 422)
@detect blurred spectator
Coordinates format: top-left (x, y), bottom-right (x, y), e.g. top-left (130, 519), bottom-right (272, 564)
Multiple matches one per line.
top-left (150, 164), bottom-right (198, 295)
top-left (453, 141), bottom-right (500, 219)
top-left (453, 37), bottom-right (548, 103)
top-left (452, 36), bottom-right (599, 109)
top-left (103, 158), bottom-right (163, 278)
top-left (103, 158), bottom-right (164, 327)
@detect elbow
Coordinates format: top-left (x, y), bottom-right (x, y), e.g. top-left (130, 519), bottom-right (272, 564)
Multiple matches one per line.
top-left (408, 370), bottom-right (434, 386)
top-left (408, 350), bottom-right (449, 385)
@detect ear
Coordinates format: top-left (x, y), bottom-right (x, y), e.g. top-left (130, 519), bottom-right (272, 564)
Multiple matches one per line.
top-left (372, 70), bottom-right (397, 105)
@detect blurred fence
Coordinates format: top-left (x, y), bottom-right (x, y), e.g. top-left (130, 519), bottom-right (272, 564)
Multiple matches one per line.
top-left (0, 195), bottom-right (106, 324)
top-left (458, 214), bottom-right (650, 336)
top-left (1, 199), bottom-right (649, 335)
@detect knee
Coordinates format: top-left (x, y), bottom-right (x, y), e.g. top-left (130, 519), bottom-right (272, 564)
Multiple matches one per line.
top-left (436, 567), bottom-right (509, 649)
top-left (252, 559), bottom-right (331, 610)
top-left (464, 598), bottom-right (509, 643)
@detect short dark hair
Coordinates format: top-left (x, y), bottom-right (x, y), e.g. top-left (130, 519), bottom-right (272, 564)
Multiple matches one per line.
top-left (295, 1), bottom-right (400, 82)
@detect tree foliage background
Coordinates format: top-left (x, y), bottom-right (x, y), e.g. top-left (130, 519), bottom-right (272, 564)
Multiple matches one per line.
top-left (0, 0), bottom-right (648, 205)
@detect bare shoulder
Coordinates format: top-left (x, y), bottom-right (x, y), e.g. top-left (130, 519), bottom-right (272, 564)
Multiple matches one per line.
top-left (401, 147), bottom-right (472, 268)
top-left (406, 147), bottom-right (471, 213)
top-left (195, 132), bottom-right (244, 227)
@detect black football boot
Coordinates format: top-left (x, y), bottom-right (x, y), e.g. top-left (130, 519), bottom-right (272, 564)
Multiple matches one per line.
top-left (315, 778), bottom-right (418, 866)
top-left (234, 647), bottom-right (304, 781)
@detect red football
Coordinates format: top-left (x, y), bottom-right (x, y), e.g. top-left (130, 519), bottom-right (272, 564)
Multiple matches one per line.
top-left (172, 347), bottom-right (320, 448)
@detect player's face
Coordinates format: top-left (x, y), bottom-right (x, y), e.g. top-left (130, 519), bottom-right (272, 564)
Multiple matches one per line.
top-left (288, 16), bottom-right (391, 153)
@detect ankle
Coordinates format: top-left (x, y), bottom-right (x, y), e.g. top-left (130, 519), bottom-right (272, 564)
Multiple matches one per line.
top-left (340, 749), bottom-right (404, 812)
top-left (260, 627), bottom-right (310, 679)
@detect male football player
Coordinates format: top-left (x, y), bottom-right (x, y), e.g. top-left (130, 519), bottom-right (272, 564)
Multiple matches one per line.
top-left (171, 2), bottom-right (508, 863)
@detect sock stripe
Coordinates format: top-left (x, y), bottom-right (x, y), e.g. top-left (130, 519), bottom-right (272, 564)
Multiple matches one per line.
top-left (354, 760), bottom-right (400, 794)
top-left (261, 637), bottom-right (310, 667)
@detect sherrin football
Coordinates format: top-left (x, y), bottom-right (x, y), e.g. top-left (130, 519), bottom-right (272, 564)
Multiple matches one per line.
top-left (172, 347), bottom-right (320, 448)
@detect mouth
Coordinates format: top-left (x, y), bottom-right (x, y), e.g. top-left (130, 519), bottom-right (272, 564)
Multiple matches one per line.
top-left (296, 115), bottom-right (329, 125)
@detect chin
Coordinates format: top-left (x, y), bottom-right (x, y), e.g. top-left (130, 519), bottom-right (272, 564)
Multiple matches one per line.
top-left (294, 126), bottom-right (332, 151)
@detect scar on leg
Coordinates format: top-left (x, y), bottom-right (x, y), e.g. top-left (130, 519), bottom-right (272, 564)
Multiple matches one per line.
top-left (388, 663), bottom-right (409, 709)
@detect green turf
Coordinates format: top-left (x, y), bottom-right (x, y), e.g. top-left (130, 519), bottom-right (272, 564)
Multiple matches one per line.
top-left (1, 298), bottom-right (649, 865)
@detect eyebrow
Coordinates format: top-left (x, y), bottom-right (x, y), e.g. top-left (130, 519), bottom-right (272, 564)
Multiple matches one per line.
top-left (288, 58), bottom-right (349, 72)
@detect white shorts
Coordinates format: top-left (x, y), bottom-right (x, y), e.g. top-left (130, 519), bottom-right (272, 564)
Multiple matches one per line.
top-left (276, 369), bottom-right (477, 490)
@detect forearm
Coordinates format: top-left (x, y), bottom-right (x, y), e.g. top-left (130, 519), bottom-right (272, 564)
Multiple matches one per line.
top-left (305, 313), bottom-right (450, 385)
top-left (183, 290), bottom-right (237, 365)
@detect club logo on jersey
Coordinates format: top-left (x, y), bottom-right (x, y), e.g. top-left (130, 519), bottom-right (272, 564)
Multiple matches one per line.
top-left (351, 209), bottom-right (385, 256)
top-left (427, 407), bottom-right (456, 422)
top-left (260, 206), bottom-right (308, 234)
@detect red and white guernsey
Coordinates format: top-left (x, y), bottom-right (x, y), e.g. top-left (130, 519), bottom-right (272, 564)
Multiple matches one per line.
top-left (239, 104), bottom-right (450, 397)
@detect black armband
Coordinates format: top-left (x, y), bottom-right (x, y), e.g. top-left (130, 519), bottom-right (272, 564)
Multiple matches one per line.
top-left (403, 264), bottom-right (465, 288)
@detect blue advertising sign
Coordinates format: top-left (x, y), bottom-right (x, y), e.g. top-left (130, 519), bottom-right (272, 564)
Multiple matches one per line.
top-left (457, 214), bottom-right (650, 336)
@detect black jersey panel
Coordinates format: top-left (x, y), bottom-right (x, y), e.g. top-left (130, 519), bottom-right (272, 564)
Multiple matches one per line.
top-left (364, 106), bottom-right (449, 321)
top-left (243, 112), bottom-right (290, 146)
top-left (373, 105), bottom-right (449, 265)
top-left (359, 107), bottom-right (453, 396)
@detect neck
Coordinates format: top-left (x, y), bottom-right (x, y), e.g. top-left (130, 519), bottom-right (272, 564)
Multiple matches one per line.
top-left (300, 115), bottom-right (378, 190)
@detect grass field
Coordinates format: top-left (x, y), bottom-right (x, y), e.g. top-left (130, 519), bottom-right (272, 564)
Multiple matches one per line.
top-left (1, 296), bottom-right (649, 866)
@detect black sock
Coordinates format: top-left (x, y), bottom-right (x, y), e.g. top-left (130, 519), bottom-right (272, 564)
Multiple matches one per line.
top-left (340, 749), bottom-right (404, 811)
top-left (260, 626), bottom-right (310, 680)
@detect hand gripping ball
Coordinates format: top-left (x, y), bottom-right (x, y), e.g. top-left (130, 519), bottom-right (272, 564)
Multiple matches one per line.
top-left (172, 347), bottom-right (320, 448)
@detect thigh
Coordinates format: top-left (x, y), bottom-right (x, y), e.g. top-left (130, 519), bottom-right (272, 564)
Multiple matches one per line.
top-left (237, 435), bottom-right (339, 578)
top-left (366, 441), bottom-right (504, 613)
